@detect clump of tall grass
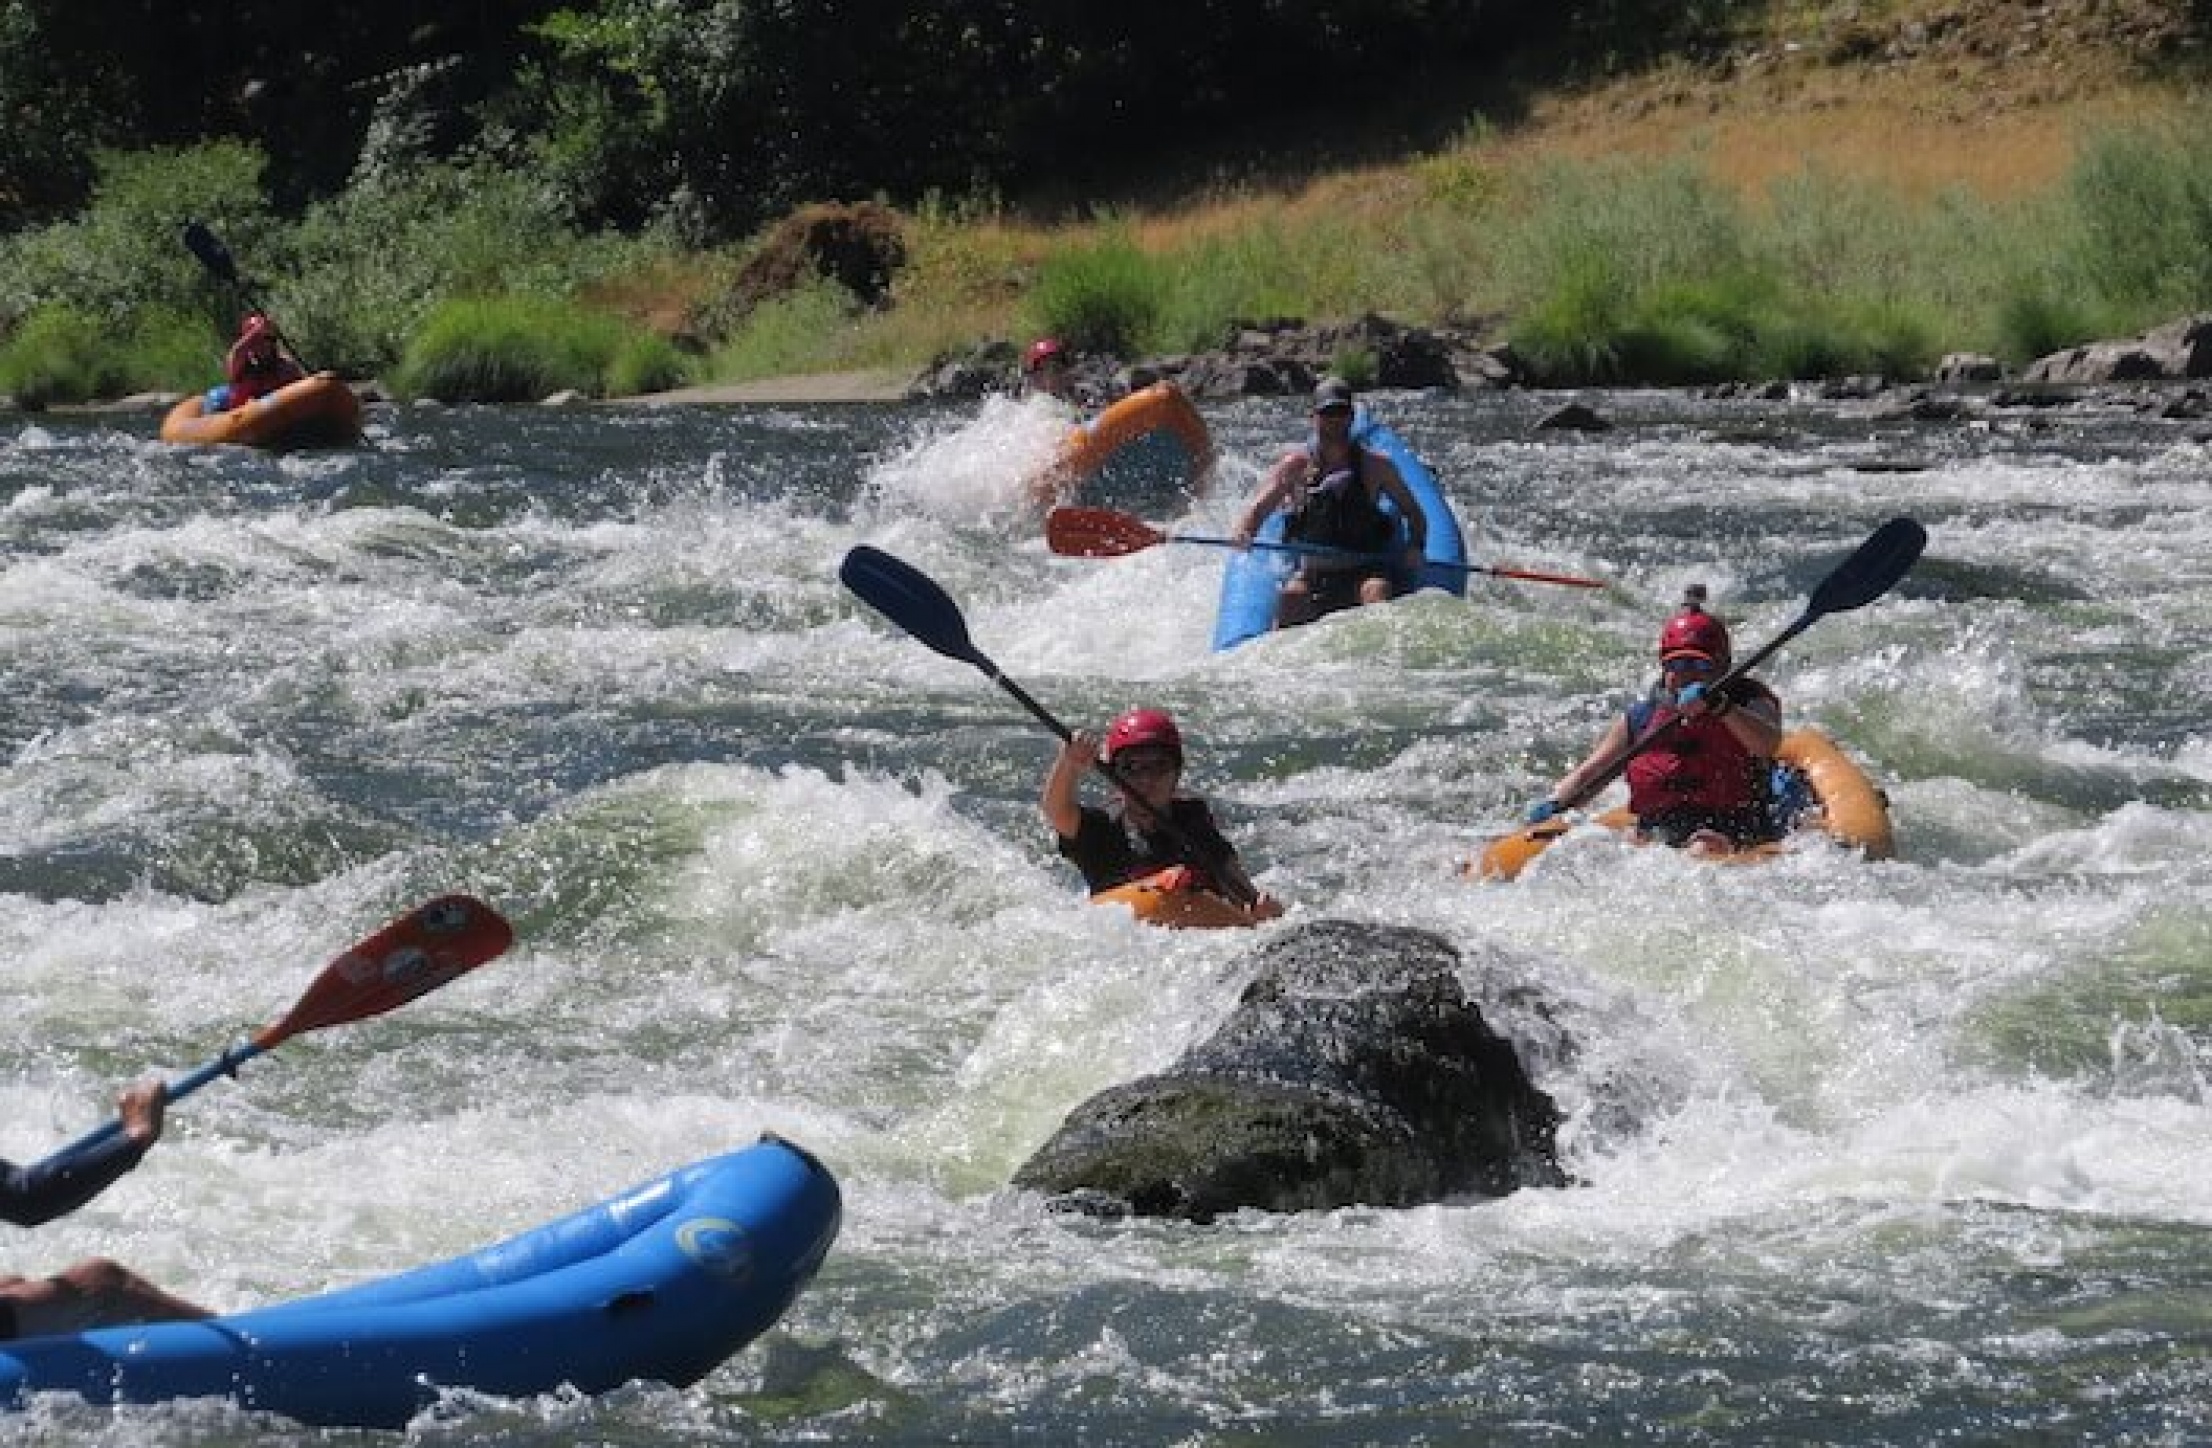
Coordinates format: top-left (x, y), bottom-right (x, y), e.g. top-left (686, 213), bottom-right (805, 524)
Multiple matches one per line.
top-left (0, 304), bottom-right (214, 406)
top-left (2066, 109), bottom-right (2212, 321)
top-left (1025, 230), bottom-right (1164, 356)
top-left (393, 295), bottom-right (685, 402)
top-left (704, 277), bottom-right (880, 381)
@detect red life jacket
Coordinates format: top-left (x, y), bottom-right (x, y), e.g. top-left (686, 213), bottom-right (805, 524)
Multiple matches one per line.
top-left (1623, 683), bottom-right (1776, 817)
top-left (224, 340), bottom-right (301, 408)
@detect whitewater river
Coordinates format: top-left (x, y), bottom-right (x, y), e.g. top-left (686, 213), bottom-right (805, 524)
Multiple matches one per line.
top-left (4, 383), bottom-right (2211, 1444)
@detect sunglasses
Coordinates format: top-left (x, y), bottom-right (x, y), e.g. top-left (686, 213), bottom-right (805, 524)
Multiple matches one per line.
top-left (1661, 656), bottom-right (1716, 675)
top-left (1115, 752), bottom-right (1179, 777)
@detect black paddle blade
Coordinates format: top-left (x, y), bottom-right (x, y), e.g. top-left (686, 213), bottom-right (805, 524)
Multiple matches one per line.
top-left (181, 219), bottom-right (240, 283)
top-left (840, 545), bottom-right (982, 667)
top-left (1808, 517), bottom-right (1927, 618)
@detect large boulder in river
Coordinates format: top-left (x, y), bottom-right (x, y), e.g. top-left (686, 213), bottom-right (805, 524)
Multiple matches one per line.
top-left (1012, 920), bottom-right (1565, 1221)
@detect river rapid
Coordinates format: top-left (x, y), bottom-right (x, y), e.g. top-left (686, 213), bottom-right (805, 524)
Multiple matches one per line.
top-left (4, 385), bottom-right (2211, 1444)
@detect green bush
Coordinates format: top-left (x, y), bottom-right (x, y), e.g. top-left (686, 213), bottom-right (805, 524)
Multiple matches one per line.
top-left (0, 305), bottom-right (132, 406)
top-left (393, 294), bottom-right (675, 402)
top-left (0, 142), bottom-right (273, 337)
top-left (1027, 232), bottom-right (1164, 357)
top-left (2068, 113), bottom-right (2212, 319)
top-left (703, 278), bottom-right (862, 382)
top-left (604, 331), bottom-right (689, 396)
top-left (286, 162), bottom-right (673, 380)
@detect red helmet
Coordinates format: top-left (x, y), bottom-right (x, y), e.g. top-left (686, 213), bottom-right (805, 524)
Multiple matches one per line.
top-left (1658, 604), bottom-right (1730, 664)
top-left (1023, 337), bottom-right (1067, 374)
top-left (1103, 708), bottom-right (1182, 762)
top-left (239, 312), bottom-right (275, 344)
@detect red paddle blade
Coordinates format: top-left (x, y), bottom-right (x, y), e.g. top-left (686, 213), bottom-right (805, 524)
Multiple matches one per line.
top-left (1045, 506), bottom-right (1166, 558)
top-left (253, 894), bottom-right (514, 1049)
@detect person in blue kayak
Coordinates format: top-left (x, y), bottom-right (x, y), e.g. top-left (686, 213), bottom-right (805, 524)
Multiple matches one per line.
top-left (1041, 707), bottom-right (1282, 917)
top-left (202, 311), bottom-right (307, 413)
top-left (3, 1077), bottom-right (211, 1338)
top-left (1527, 587), bottom-right (1785, 854)
top-left (1230, 376), bottom-right (1430, 629)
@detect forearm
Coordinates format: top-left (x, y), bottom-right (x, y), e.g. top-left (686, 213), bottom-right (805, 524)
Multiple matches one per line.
top-left (1726, 706), bottom-right (1783, 755)
top-left (0, 1135), bottom-right (150, 1228)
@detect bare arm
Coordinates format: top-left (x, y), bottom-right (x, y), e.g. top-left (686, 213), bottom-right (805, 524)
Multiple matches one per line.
top-left (1234, 452), bottom-right (1309, 542)
top-left (1710, 690), bottom-right (1783, 755)
top-left (1547, 717), bottom-right (1632, 809)
top-left (1040, 730), bottom-right (1099, 839)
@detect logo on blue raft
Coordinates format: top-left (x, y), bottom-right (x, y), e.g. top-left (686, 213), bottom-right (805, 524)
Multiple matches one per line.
top-left (675, 1217), bottom-right (756, 1282)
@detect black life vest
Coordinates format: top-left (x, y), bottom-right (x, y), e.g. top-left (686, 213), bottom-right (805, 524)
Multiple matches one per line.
top-left (1284, 448), bottom-right (1396, 557)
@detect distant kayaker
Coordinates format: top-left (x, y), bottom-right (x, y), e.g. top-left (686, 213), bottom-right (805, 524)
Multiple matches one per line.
top-left (1041, 707), bottom-right (1282, 918)
top-left (1528, 587), bottom-right (1785, 854)
top-left (204, 311), bottom-right (307, 413)
top-left (1023, 335), bottom-right (1077, 404)
top-left (2, 1078), bottom-right (211, 1339)
top-left (1231, 376), bottom-right (1430, 629)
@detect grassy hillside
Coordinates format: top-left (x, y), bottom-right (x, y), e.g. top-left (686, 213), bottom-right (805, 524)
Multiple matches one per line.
top-left (0, 0), bottom-right (2202, 403)
top-left (692, 0), bottom-right (2207, 387)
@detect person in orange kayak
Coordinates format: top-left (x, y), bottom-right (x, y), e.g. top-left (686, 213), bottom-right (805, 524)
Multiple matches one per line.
top-left (3, 1077), bottom-right (211, 1339)
top-left (204, 312), bottom-right (307, 413)
top-left (1022, 336), bottom-right (1076, 403)
top-left (1528, 587), bottom-right (1785, 853)
top-left (1231, 377), bottom-right (1430, 629)
top-left (1041, 707), bottom-right (1282, 917)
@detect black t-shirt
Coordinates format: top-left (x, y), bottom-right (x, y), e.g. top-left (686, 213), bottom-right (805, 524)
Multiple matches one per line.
top-left (1057, 798), bottom-right (1237, 892)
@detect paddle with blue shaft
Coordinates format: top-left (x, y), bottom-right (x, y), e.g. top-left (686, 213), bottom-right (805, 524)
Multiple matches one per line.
top-left (1532, 515), bottom-right (1928, 831)
top-left (36, 894), bottom-right (514, 1173)
top-left (838, 544), bottom-right (1263, 909)
top-left (1047, 505), bottom-right (1608, 590)
top-left (181, 217), bottom-right (318, 374)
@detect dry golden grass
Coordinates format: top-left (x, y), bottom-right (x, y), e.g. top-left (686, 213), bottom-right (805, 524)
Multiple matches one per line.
top-left (1499, 74), bottom-right (2183, 203)
top-left (691, 0), bottom-right (2204, 374)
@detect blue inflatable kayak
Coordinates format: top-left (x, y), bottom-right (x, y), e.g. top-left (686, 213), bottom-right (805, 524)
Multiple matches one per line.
top-left (1210, 407), bottom-right (1467, 650)
top-left (0, 1135), bottom-right (840, 1429)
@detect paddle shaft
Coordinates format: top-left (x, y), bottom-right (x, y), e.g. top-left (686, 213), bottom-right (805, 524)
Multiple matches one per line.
top-left (1208, 533), bottom-right (1605, 589)
top-left (183, 219), bottom-right (318, 374)
top-left (35, 893), bottom-right (511, 1170)
top-left (45, 1042), bottom-right (271, 1162)
top-left (1046, 508), bottom-right (1603, 589)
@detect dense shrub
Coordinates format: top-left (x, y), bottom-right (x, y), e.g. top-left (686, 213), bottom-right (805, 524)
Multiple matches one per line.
top-left (1027, 234), bottom-right (1165, 357)
top-left (0, 143), bottom-right (272, 337)
top-left (393, 294), bottom-right (681, 401)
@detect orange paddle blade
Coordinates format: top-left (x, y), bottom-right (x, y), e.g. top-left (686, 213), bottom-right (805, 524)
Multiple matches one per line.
top-left (1045, 506), bottom-right (1168, 558)
top-left (253, 894), bottom-right (514, 1049)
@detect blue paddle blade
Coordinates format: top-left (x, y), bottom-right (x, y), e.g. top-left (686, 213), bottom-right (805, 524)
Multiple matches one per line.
top-left (839, 545), bottom-right (983, 668)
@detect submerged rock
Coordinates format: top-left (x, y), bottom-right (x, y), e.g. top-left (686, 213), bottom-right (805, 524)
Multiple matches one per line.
top-left (1013, 920), bottom-right (1565, 1222)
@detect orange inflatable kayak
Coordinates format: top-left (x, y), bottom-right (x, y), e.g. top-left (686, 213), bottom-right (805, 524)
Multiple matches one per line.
top-left (1028, 382), bottom-right (1214, 508)
top-left (1089, 865), bottom-right (1269, 929)
top-left (1470, 728), bottom-right (1894, 882)
top-left (160, 373), bottom-right (363, 450)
